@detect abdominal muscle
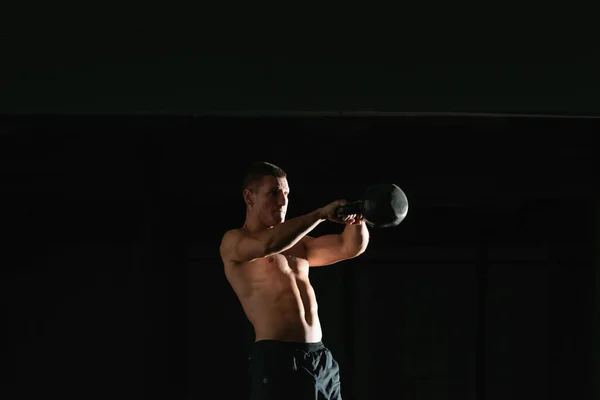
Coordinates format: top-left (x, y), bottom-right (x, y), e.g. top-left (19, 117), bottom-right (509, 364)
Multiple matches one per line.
top-left (225, 252), bottom-right (323, 343)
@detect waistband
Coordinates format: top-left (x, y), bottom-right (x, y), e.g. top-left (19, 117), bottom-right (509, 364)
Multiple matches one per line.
top-left (252, 339), bottom-right (325, 353)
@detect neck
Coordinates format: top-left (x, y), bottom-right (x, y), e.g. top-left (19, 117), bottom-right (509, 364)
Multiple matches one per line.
top-left (243, 215), bottom-right (271, 233)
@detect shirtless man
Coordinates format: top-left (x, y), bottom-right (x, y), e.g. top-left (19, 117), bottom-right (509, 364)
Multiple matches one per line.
top-left (219, 161), bottom-right (369, 400)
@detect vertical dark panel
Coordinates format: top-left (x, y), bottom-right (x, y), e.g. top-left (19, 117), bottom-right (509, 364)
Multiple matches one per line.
top-left (595, 191), bottom-right (600, 400)
top-left (485, 261), bottom-right (553, 399)
top-left (140, 129), bottom-right (170, 399)
top-left (547, 199), bottom-right (595, 399)
top-left (344, 258), bottom-right (374, 400)
top-left (351, 256), bottom-right (478, 398)
top-left (476, 223), bottom-right (488, 400)
top-left (1, 123), bottom-right (148, 399)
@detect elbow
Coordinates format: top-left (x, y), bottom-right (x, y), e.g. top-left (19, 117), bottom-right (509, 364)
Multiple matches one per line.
top-left (354, 231), bottom-right (370, 256)
top-left (345, 239), bottom-right (369, 259)
top-left (360, 241), bottom-right (369, 255)
top-left (355, 242), bottom-right (369, 257)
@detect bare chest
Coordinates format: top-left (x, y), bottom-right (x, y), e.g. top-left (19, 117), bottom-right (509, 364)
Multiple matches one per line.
top-left (224, 247), bottom-right (310, 296)
top-left (262, 249), bottom-right (309, 276)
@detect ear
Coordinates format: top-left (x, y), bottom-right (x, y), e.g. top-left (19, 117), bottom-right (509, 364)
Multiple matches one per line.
top-left (243, 189), bottom-right (254, 208)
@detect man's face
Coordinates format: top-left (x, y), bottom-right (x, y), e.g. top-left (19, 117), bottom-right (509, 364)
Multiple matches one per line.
top-left (250, 175), bottom-right (289, 227)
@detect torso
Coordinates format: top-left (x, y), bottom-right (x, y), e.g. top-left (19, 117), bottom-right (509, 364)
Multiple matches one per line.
top-left (223, 239), bottom-right (322, 343)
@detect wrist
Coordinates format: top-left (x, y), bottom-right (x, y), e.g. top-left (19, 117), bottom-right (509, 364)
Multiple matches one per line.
top-left (315, 208), bottom-right (327, 221)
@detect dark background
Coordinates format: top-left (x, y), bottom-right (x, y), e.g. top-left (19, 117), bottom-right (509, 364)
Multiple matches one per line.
top-left (2, 114), bottom-right (597, 400)
top-left (1, 15), bottom-right (599, 397)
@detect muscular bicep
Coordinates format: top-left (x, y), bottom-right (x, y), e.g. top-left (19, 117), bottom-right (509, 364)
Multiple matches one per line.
top-left (220, 230), bottom-right (269, 263)
top-left (303, 234), bottom-right (352, 267)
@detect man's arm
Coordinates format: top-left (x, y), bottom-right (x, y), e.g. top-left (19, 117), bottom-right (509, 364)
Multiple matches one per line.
top-left (220, 209), bottom-right (327, 264)
top-left (304, 222), bottom-right (370, 267)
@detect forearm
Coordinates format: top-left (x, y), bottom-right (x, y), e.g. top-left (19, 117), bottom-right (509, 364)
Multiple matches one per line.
top-left (264, 209), bottom-right (326, 254)
top-left (341, 223), bottom-right (370, 256)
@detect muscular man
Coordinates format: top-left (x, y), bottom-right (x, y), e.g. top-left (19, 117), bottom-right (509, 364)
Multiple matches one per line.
top-left (219, 161), bottom-right (369, 400)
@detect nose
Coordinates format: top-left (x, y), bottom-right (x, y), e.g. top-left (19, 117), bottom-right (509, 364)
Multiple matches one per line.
top-left (277, 192), bottom-right (287, 207)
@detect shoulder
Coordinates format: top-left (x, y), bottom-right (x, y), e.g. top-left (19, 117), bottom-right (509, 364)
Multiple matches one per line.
top-left (219, 228), bottom-right (248, 257)
top-left (221, 228), bottom-right (243, 240)
top-left (220, 228), bottom-right (244, 248)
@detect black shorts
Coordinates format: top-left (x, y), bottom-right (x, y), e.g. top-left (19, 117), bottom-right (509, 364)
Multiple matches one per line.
top-left (248, 340), bottom-right (342, 400)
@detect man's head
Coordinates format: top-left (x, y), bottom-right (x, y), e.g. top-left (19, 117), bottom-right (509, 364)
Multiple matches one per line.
top-left (242, 161), bottom-right (289, 228)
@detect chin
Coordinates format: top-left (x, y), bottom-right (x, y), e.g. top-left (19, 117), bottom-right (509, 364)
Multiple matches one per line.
top-left (263, 213), bottom-right (285, 227)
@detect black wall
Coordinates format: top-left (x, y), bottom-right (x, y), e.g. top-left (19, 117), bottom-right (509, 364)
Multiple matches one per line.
top-left (2, 115), bottom-right (597, 399)
top-left (3, 60), bottom-right (599, 116)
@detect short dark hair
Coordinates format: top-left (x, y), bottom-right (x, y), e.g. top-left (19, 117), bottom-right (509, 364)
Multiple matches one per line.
top-left (242, 161), bottom-right (287, 193)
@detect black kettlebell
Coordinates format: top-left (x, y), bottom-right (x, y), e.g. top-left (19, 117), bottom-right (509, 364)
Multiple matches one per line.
top-left (336, 183), bottom-right (409, 228)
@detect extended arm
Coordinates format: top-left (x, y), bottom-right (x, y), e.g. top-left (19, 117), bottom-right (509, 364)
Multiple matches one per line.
top-left (220, 209), bottom-right (327, 263)
top-left (304, 221), bottom-right (370, 267)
